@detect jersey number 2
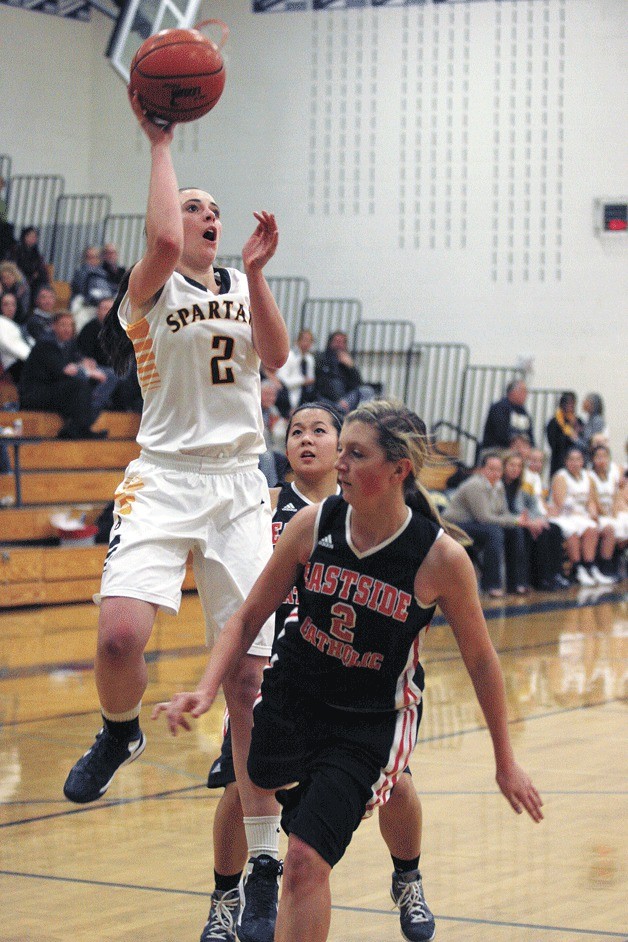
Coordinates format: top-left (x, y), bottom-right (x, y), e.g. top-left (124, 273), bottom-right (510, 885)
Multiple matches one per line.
top-left (210, 335), bottom-right (235, 384)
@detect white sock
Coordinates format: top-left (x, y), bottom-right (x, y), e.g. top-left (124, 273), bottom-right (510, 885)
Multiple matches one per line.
top-left (243, 815), bottom-right (281, 861)
top-left (101, 702), bottom-right (141, 723)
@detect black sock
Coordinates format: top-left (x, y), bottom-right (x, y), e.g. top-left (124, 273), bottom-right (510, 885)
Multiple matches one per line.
top-left (392, 854), bottom-right (420, 874)
top-left (103, 715), bottom-right (140, 741)
top-left (215, 870), bottom-right (242, 892)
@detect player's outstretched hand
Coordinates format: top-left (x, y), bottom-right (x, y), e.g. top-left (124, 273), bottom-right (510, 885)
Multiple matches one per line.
top-left (128, 88), bottom-right (175, 144)
top-left (496, 762), bottom-right (544, 822)
top-left (242, 211), bottom-right (279, 272)
top-left (151, 691), bottom-right (213, 736)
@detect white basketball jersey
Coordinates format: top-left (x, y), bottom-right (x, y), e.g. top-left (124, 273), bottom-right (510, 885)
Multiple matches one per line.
top-left (119, 268), bottom-right (265, 457)
top-left (589, 464), bottom-right (620, 515)
top-left (555, 468), bottom-right (591, 515)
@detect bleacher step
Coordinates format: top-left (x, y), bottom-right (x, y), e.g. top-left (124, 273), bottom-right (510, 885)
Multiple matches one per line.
top-left (0, 545), bottom-right (196, 608)
top-left (1, 410), bottom-right (140, 439)
top-left (0, 470), bottom-right (123, 505)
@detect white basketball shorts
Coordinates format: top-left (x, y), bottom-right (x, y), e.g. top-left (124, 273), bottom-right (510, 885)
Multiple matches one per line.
top-left (96, 449), bottom-right (275, 656)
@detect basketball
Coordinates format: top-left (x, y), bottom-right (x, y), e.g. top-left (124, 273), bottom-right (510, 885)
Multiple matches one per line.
top-left (129, 19), bottom-right (228, 124)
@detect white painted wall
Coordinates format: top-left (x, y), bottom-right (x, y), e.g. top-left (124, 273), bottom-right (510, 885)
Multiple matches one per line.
top-left (0, 0), bottom-right (626, 457)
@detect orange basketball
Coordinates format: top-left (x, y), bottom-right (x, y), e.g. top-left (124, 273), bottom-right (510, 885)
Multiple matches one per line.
top-left (129, 20), bottom-right (228, 124)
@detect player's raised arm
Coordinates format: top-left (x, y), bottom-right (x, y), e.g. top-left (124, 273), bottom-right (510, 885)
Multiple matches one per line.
top-left (243, 211), bottom-right (289, 370)
top-left (126, 89), bottom-right (183, 318)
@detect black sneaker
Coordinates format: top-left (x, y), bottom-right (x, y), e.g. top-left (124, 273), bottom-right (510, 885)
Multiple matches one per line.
top-left (200, 888), bottom-right (241, 942)
top-left (63, 726), bottom-right (146, 803)
top-left (391, 869), bottom-right (436, 942)
top-left (237, 854), bottom-right (283, 942)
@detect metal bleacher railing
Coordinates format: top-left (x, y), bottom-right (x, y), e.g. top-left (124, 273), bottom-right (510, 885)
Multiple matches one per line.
top-left (352, 320), bottom-right (415, 401)
top-left (267, 276), bottom-right (309, 341)
top-left (0, 154), bottom-right (11, 182)
top-left (6, 174), bottom-right (65, 263)
top-left (406, 342), bottom-right (471, 442)
top-left (103, 213), bottom-right (145, 269)
top-left (300, 297), bottom-right (362, 348)
top-left (49, 193), bottom-right (112, 282)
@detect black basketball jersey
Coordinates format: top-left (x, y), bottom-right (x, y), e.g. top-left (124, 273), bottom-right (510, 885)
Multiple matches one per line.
top-left (272, 481), bottom-right (342, 635)
top-left (272, 494), bottom-right (440, 712)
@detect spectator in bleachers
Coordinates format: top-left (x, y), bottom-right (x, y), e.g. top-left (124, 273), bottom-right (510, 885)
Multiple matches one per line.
top-left (276, 327), bottom-right (317, 410)
top-left (443, 450), bottom-right (543, 598)
top-left (77, 297), bottom-right (142, 413)
top-left (501, 450), bottom-right (567, 592)
top-left (580, 393), bottom-right (609, 452)
top-left (26, 285), bottom-right (57, 341)
top-left (0, 260), bottom-right (31, 323)
top-left (546, 391), bottom-right (584, 477)
top-left (101, 242), bottom-right (126, 288)
top-left (8, 226), bottom-right (50, 299)
top-left (549, 446), bottom-right (614, 587)
top-left (0, 291), bottom-right (34, 383)
top-left (70, 246), bottom-right (116, 331)
top-left (588, 443), bottom-right (626, 581)
top-left (260, 364), bottom-right (291, 419)
top-left (480, 379), bottom-right (535, 453)
top-left (19, 311), bottom-right (116, 440)
top-left (315, 329), bottom-right (375, 414)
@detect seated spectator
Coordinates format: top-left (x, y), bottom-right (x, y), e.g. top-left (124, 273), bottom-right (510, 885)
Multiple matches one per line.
top-left (502, 450), bottom-right (567, 592)
top-left (70, 246), bottom-right (115, 331)
top-left (259, 380), bottom-right (290, 486)
top-left (101, 242), bottom-right (126, 288)
top-left (19, 311), bottom-right (117, 440)
top-left (26, 285), bottom-right (58, 341)
top-left (588, 443), bottom-right (626, 581)
top-left (480, 379), bottom-right (535, 453)
top-left (77, 297), bottom-right (142, 413)
top-left (0, 260), bottom-right (31, 323)
top-left (549, 446), bottom-right (614, 586)
top-left (0, 291), bottom-right (34, 383)
top-left (8, 227), bottom-right (50, 299)
top-left (260, 364), bottom-right (291, 420)
top-left (276, 328), bottom-right (317, 410)
top-left (261, 378), bottom-right (288, 450)
top-left (315, 330), bottom-right (375, 414)
top-left (580, 393), bottom-right (609, 452)
top-left (443, 450), bottom-right (542, 598)
top-left (546, 391), bottom-right (584, 477)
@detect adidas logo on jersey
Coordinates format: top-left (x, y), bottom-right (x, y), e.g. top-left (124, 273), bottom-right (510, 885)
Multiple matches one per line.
top-left (282, 502), bottom-right (298, 512)
top-left (318, 534), bottom-right (334, 549)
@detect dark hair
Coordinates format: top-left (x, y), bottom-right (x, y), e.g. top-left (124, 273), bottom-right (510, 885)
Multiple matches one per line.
top-left (506, 378), bottom-right (525, 395)
top-left (286, 402), bottom-right (343, 443)
top-left (559, 391), bottom-right (576, 409)
top-left (98, 267), bottom-right (136, 376)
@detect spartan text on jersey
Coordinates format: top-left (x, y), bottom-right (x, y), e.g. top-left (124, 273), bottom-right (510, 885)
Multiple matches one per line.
top-left (166, 300), bottom-right (251, 332)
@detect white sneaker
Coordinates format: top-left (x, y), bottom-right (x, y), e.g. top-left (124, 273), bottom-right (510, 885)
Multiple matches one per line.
top-left (575, 565), bottom-right (596, 587)
top-left (590, 565), bottom-right (615, 586)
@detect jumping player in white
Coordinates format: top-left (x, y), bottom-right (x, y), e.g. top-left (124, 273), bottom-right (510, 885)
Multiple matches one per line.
top-left (155, 400), bottom-right (544, 942)
top-left (63, 90), bottom-right (290, 942)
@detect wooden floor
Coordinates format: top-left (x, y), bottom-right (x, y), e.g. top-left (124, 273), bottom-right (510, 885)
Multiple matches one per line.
top-left (0, 584), bottom-right (626, 942)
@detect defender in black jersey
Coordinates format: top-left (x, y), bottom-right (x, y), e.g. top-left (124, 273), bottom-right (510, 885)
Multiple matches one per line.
top-left (155, 401), bottom-right (543, 942)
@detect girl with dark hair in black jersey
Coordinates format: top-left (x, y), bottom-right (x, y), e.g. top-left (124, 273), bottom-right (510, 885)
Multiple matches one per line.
top-left (155, 400), bottom-right (543, 942)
